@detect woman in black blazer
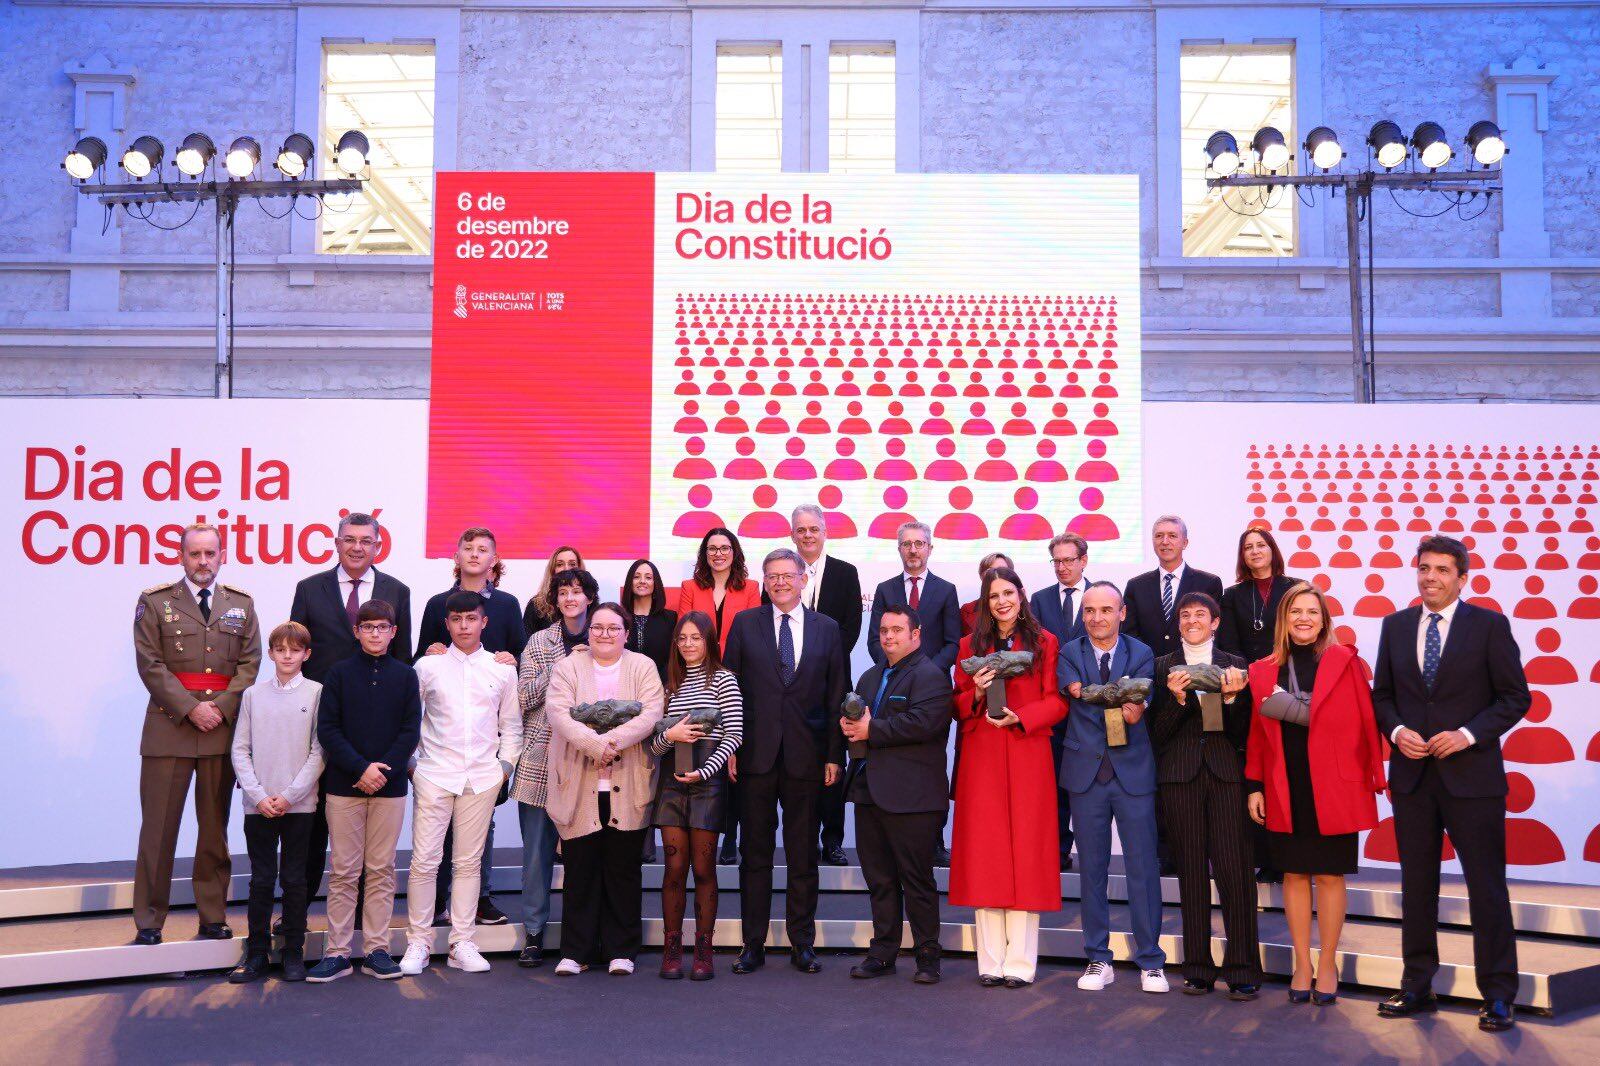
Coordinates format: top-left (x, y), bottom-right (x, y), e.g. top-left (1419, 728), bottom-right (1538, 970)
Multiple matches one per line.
top-left (622, 558), bottom-right (678, 864)
top-left (1218, 527), bottom-right (1301, 666)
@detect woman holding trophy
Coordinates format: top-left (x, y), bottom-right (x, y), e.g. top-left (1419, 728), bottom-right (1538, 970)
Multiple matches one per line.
top-left (649, 612), bottom-right (744, 980)
top-left (950, 567), bottom-right (1069, 987)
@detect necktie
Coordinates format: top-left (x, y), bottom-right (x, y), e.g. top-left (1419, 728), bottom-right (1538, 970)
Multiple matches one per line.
top-left (197, 587), bottom-right (211, 622)
top-left (1098, 651), bottom-right (1111, 685)
top-left (1062, 586), bottom-right (1076, 627)
top-left (1161, 572), bottom-right (1175, 620)
top-left (908, 575), bottom-right (921, 610)
top-left (345, 577), bottom-right (363, 628)
top-left (871, 667), bottom-right (896, 714)
top-left (1422, 612), bottom-right (1442, 690)
top-left (1095, 650), bottom-right (1115, 783)
top-left (778, 613), bottom-right (796, 684)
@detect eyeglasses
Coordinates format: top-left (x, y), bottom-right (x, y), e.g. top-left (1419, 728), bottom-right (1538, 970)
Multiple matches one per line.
top-left (589, 624), bottom-right (624, 636)
top-left (1052, 556), bottom-right (1083, 567)
top-left (899, 540), bottom-right (929, 551)
top-left (765, 571), bottom-right (801, 585)
top-left (706, 545), bottom-right (734, 555)
top-left (357, 623), bottom-right (393, 634)
top-left (339, 536), bottom-right (378, 548)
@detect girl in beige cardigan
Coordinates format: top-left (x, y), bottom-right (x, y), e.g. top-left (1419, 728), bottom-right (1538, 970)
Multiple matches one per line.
top-left (543, 605), bottom-right (665, 974)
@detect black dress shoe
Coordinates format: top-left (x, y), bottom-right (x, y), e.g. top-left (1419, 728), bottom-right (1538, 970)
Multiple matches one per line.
top-left (197, 923), bottom-right (233, 940)
top-left (1182, 978), bottom-right (1213, 995)
top-left (822, 845), bottom-right (848, 867)
top-left (1479, 1000), bottom-right (1515, 1032)
top-left (850, 957), bottom-right (896, 979)
top-left (134, 928), bottom-right (162, 947)
top-left (718, 841), bottom-right (739, 866)
top-left (518, 931), bottom-right (546, 968)
top-left (228, 954), bottom-right (269, 983)
top-left (791, 945), bottom-right (822, 973)
top-left (1226, 982), bottom-right (1260, 1001)
top-left (1059, 853), bottom-right (1075, 871)
top-left (1378, 991), bottom-right (1439, 1018)
top-left (280, 951), bottom-right (307, 982)
top-left (1003, 976), bottom-right (1032, 989)
top-left (732, 946), bottom-right (765, 974)
top-left (933, 845), bottom-right (952, 868)
top-left (914, 952), bottom-right (941, 985)
top-left (476, 897), bottom-right (510, 925)
top-left (979, 973), bottom-right (1004, 987)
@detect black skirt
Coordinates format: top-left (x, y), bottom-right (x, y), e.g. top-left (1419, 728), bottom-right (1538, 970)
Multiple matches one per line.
top-left (1266, 715), bottom-right (1358, 875)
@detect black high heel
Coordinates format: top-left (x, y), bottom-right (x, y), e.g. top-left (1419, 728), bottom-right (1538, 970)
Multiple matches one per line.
top-left (1312, 988), bottom-right (1338, 1005)
top-left (1288, 988), bottom-right (1311, 1004)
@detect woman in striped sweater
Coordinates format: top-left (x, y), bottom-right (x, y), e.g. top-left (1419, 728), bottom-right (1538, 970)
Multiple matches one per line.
top-left (650, 611), bottom-right (744, 980)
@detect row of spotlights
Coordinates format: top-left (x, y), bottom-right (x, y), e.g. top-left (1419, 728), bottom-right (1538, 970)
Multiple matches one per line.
top-left (63, 131), bottom-right (370, 181)
top-left (1205, 120), bottom-right (1505, 176)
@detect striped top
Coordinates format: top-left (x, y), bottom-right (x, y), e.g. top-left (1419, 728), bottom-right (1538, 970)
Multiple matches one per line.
top-left (649, 665), bottom-right (744, 778)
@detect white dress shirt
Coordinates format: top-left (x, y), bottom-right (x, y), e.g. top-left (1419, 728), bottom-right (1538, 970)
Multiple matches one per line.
top-left (184, 577), bottom-right (216, 612)
top-left (1057, 579), bottom-right (1089, 621)
top-left (270, 673), bottom-right (305, 692)
top-left (338, 567), bottom-right (376, 609)
top-left (902, 571), bottom-right (929, 607)
top-left (414, 644), bottom-right (521, 795)
top-left (1157, 562), bottom-right (1186, 602)
top-left (802, 553), bottom-right (827, 611)
top-left (773, 603), bottom-right (806, 667)
top-left (1393, 597), bottom-right (1473, 744)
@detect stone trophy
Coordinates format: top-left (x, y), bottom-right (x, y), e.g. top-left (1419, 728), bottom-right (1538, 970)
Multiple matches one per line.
top-left (570, 699), bottom-right (644, 735)
top-left (658, 704), bottom-right (722, 775)
top-left (959, 650), bottom-right (1036, 720)
top-left (1078, 677), bottom-right (1152, 747)
top-left (841, 692), bottom-right (870, 760)
top-left (1169, 663), bottom-right (1227, 733)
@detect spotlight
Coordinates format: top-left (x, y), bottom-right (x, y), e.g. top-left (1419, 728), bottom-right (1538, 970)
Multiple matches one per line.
top-left (175, 133), bottom-right (216, 177)
top-left (1368, 121), bottom-right (1407, 169)
top-left (120, 135), bottom-right (164, 179)
top-left (225, 136), bottom-right (261, 179)
top-left (1411, 122), bottom-right (1452, 169)
top-left (1204, 131), bottom-right (1240, 176)
top-left (1467, 120), bottom-right (1506, 166)
top-left (1251, 127), bottom-right (1290, 172)
top-left (1303, 126), bottom-right (1343, 171)
top-left (335, 130), bottom-right (370, 176)
top-left (275, 133), bottom-right (315, 177)
top-left (63, 136), bottom-right (107, 180)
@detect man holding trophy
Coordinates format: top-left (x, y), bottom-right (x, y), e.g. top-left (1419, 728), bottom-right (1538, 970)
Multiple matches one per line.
top-left (1057, 582), bottom-right (1167, 994)
top-left (839, 606), bottom-right (955, 984)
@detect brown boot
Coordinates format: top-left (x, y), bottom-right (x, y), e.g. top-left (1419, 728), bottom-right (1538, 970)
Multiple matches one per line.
top-left (660, 932), bottom-right (685, 980)
top-left (690, 932), bottom-right (715, 981)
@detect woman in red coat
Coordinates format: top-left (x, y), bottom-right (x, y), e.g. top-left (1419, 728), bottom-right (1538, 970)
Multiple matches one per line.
top-left (950, 567), bottom-right (1068, 987)
top-left (1245, 581), bottom-right (1385, 1005)
top-left (675, 527), bottom-right (762, 655)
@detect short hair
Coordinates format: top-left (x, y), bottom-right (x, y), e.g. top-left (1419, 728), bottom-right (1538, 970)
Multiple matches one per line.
top-left (1417, 534), bottom-right (1470, 576)
top-left (879, 604), bottom-right (922, 631)
top-left (180, 522), bottom-right (221, 552)
top-left (979, 552), bottom-right (1014, 577)
top-left (1083, 579), bottom-right (1125, 606)
top-left (790, 503), bottom-right (825, 529)
top-left (763, 547), bottom-right (805, 575)
top-left (1049, 532), bottom-right (1088, 559)
top-left (1175, 591), bottom-right (1221, 621)
top-left (357, 598), bottom-right (395, 626)
top-left (1152, 514), bottom-right (1188, 538)
top-left (338, 511), bottom-right (383, 539)
top-left (551, 568), bottom-right (600, 605)
top-left (897, 521), bottom-right (932, 544)
top-left (444, 590), bottom-right (486, 615)
top-left (454, 526), bottom-right (505, 585)
top-left (268, 620), bottom-right (310, 650)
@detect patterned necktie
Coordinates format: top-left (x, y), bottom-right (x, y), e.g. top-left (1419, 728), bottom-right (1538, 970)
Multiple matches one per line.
top-left (908, 575), bottom-right (921, 610)
top-left (778, 612), bottom-right (796, 684)
top-left (197, 587), bottom-right (211, 622)
top-left (1098, 651), bottom-right (1111, 685)
top-left (345, 577), bottom-right (363, 628)
top-left (1422, 612), bottom-right (1442, 690)
top-left (1161, 572), bottom-right (1175, 620)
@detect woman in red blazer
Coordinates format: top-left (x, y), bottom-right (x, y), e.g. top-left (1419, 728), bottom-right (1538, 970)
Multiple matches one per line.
top-left (1245, 581), bottom-right (1385, 1005)
top-left (676, 527), bottom-right (762, 655)
top-left (949, 567), bottom-right (1068, 987)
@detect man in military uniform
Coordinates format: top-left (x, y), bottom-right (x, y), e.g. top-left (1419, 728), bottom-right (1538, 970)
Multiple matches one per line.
top-left (131, 522), bottom-right (262, 944)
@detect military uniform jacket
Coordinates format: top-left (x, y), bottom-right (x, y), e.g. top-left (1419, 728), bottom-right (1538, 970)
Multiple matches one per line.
top-left (133, 578), bottom-right (263, 757)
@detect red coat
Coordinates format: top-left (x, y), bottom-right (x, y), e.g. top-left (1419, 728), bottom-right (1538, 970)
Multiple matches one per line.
top-left (1244, 642), bottom-right (1387, 836)
top-left (675, 579), bottom-right (763, 655)
top-left (949, 630), bottom-right (1069, 911)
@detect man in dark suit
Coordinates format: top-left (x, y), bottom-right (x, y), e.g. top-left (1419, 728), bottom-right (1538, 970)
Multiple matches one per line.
top-left (1148, 592), bottom-right (1260, 999)
top-left (839, 605), bottom-right (954, 985)
top-left (784, 503), bottom-right (863, 867)
top-left (1373, 535), bottom-right (1530, 1034)
top-left (1123, 514), bottom-right (1225, 661)
top-left (867, 521), bottom-right (961, 864)
top-left (1030, 531), bottom-right (1091, 869)
top-left (723, 547), bottom-right (848, 975)
top-left (288, 511), bottom-right (413, 909)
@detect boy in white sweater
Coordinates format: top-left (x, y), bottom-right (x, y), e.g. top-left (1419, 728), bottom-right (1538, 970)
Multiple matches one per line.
top-left (228, 621), bottom-right (324, 983)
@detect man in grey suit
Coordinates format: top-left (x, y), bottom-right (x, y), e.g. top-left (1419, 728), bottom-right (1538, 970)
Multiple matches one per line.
top-left (1030, 531), bottom-right (1091, 869)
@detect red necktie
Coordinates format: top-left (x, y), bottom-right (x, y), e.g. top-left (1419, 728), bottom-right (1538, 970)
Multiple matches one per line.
top-left (346, 577), bottom-right (363, 628)
top-left (908, 575), bottom-right (921, 610)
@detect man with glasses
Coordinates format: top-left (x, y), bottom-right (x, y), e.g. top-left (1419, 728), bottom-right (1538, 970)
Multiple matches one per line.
top-left (289, 512), bottom-right (413, 913)
top-left (1031, 532), bottom-right (1092, 870)
top-left (722, 549), bottom-right (848, 975)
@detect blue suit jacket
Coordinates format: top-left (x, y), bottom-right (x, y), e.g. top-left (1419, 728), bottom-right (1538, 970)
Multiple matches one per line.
top-left (868, 572), bottom-right (961, 676)
top-left (1055, 633), bottom-right (1158, 796)
top-left (1030, 580), bottom-right (1089, 648)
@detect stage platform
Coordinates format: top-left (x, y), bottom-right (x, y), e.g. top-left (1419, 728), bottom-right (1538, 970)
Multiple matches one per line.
top-left (4, 849), bottom-right (1597, 1016)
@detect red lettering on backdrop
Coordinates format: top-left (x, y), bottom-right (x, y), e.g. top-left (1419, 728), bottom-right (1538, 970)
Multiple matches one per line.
top-left (427, 172), bottom-right (656, 558)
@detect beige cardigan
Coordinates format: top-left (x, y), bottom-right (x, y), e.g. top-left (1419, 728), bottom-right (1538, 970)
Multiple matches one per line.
top-left (543, 648), bottom-right (665, 838)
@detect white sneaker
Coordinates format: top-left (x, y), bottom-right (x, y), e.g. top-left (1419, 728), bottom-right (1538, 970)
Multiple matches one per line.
top-left (608, 958), bottom-right (635, 976)
top-left (399, 942), bottom-right (431, 976)
top-left (1142, 969), bottom-right (1170, 993)
top-left (554, 958), bottom-right (587, 976)
top-left (1078, 961), bottom-right (1114, 990)
top-left (448, 942), bottom-right (491, 973)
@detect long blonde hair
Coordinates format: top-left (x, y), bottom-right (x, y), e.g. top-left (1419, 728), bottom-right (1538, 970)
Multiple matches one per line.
top-left (1270, 581), bottom-right (1335, 665)
top-left (533, 546), bottom-right (584, 618)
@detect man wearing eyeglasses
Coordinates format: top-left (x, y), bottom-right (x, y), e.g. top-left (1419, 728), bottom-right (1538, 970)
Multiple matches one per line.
top-left (723, 548), bottom-right (848, 975)
top-left (289, 512), bottom-right (413, 912)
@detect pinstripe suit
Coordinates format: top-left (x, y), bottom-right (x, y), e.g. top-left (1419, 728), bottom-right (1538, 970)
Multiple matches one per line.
top-left (1150, 647), bottom-right (1261, 986)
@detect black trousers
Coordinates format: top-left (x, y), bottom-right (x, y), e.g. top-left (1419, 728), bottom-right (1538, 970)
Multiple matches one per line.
top-left (560, 794), bottom-right (646, 964)
top-left (722, 779), bottom-right (741, 847)
top-left (818, 777), bottom-right (846, 852)
top-left (855, 805), bottom-right (942, 963)
top-left (303, 787), bottom-right (329, 900)
top-left (242, 812), bottom-right (313, 955)
top-left (1050, 726), bottom-right (1074, 855)
top-left (1393, 763), bottom-right (1518, 1002)
top-left (1159, 769), bottom-right (1260, 984)
top-left (739, 762), bottom-right (821, 947)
